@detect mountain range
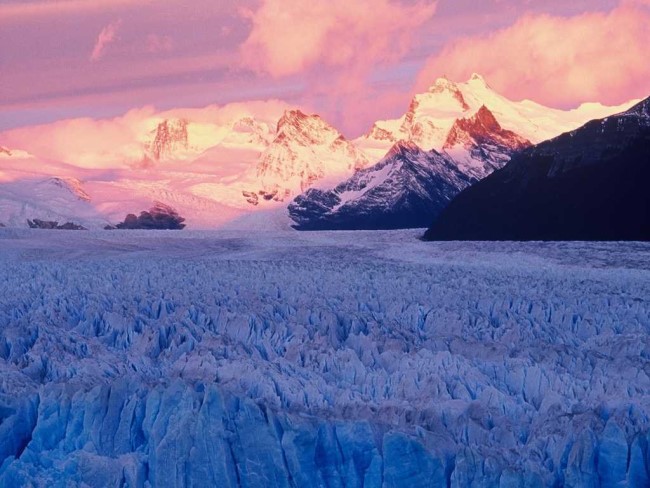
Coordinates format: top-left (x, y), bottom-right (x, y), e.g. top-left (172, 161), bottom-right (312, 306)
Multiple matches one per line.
top-left (0, 76), bottom-right (639, 230)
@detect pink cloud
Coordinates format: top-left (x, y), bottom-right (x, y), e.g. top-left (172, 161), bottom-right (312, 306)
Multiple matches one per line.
top-left (240, 0), bottom-right (437, 78)
top-left (0, 100), bottom-right (290, 169)
top-left (416, 1), bottom-right (650, 107)
top-left (90, 20), bottom-right (122, 62)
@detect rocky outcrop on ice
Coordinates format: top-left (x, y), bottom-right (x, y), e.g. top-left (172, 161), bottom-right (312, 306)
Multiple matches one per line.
top-left (0, 232), bottom-right (649, 486)
top-left (289, 141), bottom-right (472, 230)
top-left (27, 219), bottom-right (87, 230)
top-left (425, 96), bottom-right (650, 241)
top-left (115, 202), bottom-right (186, 230)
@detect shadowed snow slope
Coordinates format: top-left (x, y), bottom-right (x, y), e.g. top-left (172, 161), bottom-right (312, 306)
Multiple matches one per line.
top-left (0, 230), bottom-right (649, 487)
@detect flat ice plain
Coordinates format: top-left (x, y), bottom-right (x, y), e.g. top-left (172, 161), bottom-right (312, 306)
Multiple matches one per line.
top-left (0, 228), bottom-right (649, 487)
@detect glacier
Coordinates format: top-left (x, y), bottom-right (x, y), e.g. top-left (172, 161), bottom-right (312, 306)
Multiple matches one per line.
top-left (0, 229), bottom-right (649, 487)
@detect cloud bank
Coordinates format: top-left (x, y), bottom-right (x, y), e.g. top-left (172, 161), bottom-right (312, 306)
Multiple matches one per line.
top-left (416, 1), bottom-right (650, 107)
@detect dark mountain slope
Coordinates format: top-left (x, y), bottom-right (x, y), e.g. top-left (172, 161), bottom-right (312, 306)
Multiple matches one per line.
top-left (424, 98), bottom-right (650, 241)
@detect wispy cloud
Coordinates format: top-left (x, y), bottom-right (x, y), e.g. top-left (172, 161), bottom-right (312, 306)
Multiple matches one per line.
top-left (0, 0), bottom-right (150, 22)
top-left (90, 20), bottom-right (122, 62)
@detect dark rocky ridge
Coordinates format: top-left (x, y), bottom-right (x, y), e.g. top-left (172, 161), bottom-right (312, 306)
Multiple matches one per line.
top-left (424, 97), bottom-right (650, 241)
top-left (27, 219), bottom-right (87, 230)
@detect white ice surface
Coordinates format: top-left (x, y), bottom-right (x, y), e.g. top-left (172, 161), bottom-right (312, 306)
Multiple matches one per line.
top-left (0, 230), bottom-right (649, 487)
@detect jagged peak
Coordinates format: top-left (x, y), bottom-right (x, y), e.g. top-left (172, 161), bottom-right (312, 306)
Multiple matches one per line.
top-left (276, 109), bottom-right (322, 132)
top-left (154, 117), bottom-right (188, 131)
top-left (422, 77), bottom-right (470, 111)
top-left (148, 118), bottom-right (190, 161)
top-left (470, 105), bottom-right (501, 130)
top-left (232, 116), bottom-right (266, 133)
top-left (444, 105), bottom-right (530, 151)
top-left (385, 139), bottom-right (422, 159)
top-left (366, 123), bottom-right (397, 142)
top-left (428, 76), bottom-right (459, 93)
top-left (467, 73), bottom-right (488, 85)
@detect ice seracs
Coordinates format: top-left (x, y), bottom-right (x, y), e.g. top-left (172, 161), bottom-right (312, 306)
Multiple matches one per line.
top-left (0, 231), bottom-right (648, 486)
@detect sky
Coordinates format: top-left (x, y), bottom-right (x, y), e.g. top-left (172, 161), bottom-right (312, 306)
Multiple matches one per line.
top-left (1, 0), bottom-right (649, 137)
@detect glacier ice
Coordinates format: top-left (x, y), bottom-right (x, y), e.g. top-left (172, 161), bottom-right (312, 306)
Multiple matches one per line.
top-left (0, 229), bottom-right (649, 487)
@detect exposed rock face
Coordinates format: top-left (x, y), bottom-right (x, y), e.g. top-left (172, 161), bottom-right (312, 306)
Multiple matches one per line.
top-left (115, 203), bottom-right (186, 230)
top-left (147, 119), bottom-right (189, 161)
top-left (444, 106), bottom-right (530, 153)
top-left (424, 97), bottom-right (650, 241)
top-left (27, 219), bottom-right (87, 230)
top-left (442, 106), bottom-right (532, 179)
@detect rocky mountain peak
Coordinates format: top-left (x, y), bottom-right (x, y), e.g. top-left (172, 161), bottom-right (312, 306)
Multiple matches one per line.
top-left (385, 139), bottom-right (423, 159)
top-left (274, 109), bottom-right (341, 147)
top-left (468, 73), bottom-right (488, 86)
top-left (367, 124), bottom-right (397, 143)
top-left (428, 76), bottom-right (457, 92)
top-left (276, 109), bottom-right (317, 132)
top-left (444, 105), bottom-right (530, 151)
top-left (148, 119), bottom-right (189, 161)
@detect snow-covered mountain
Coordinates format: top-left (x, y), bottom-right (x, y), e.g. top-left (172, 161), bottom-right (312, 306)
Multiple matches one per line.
top-left (252, 110), bottom-right (368, 199)
top-left (355, 74), bottom-right (638, 161)
top-left (289, 105), bottom-right (532, 230)
top-left (0, 79), bottom-right (641, 230)
top-left (442, 105), bottom-right (532, 179)
top-left (289, 76), bottom-right (639, 231)
top-left (289, 141), bottom-right (472, 230)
